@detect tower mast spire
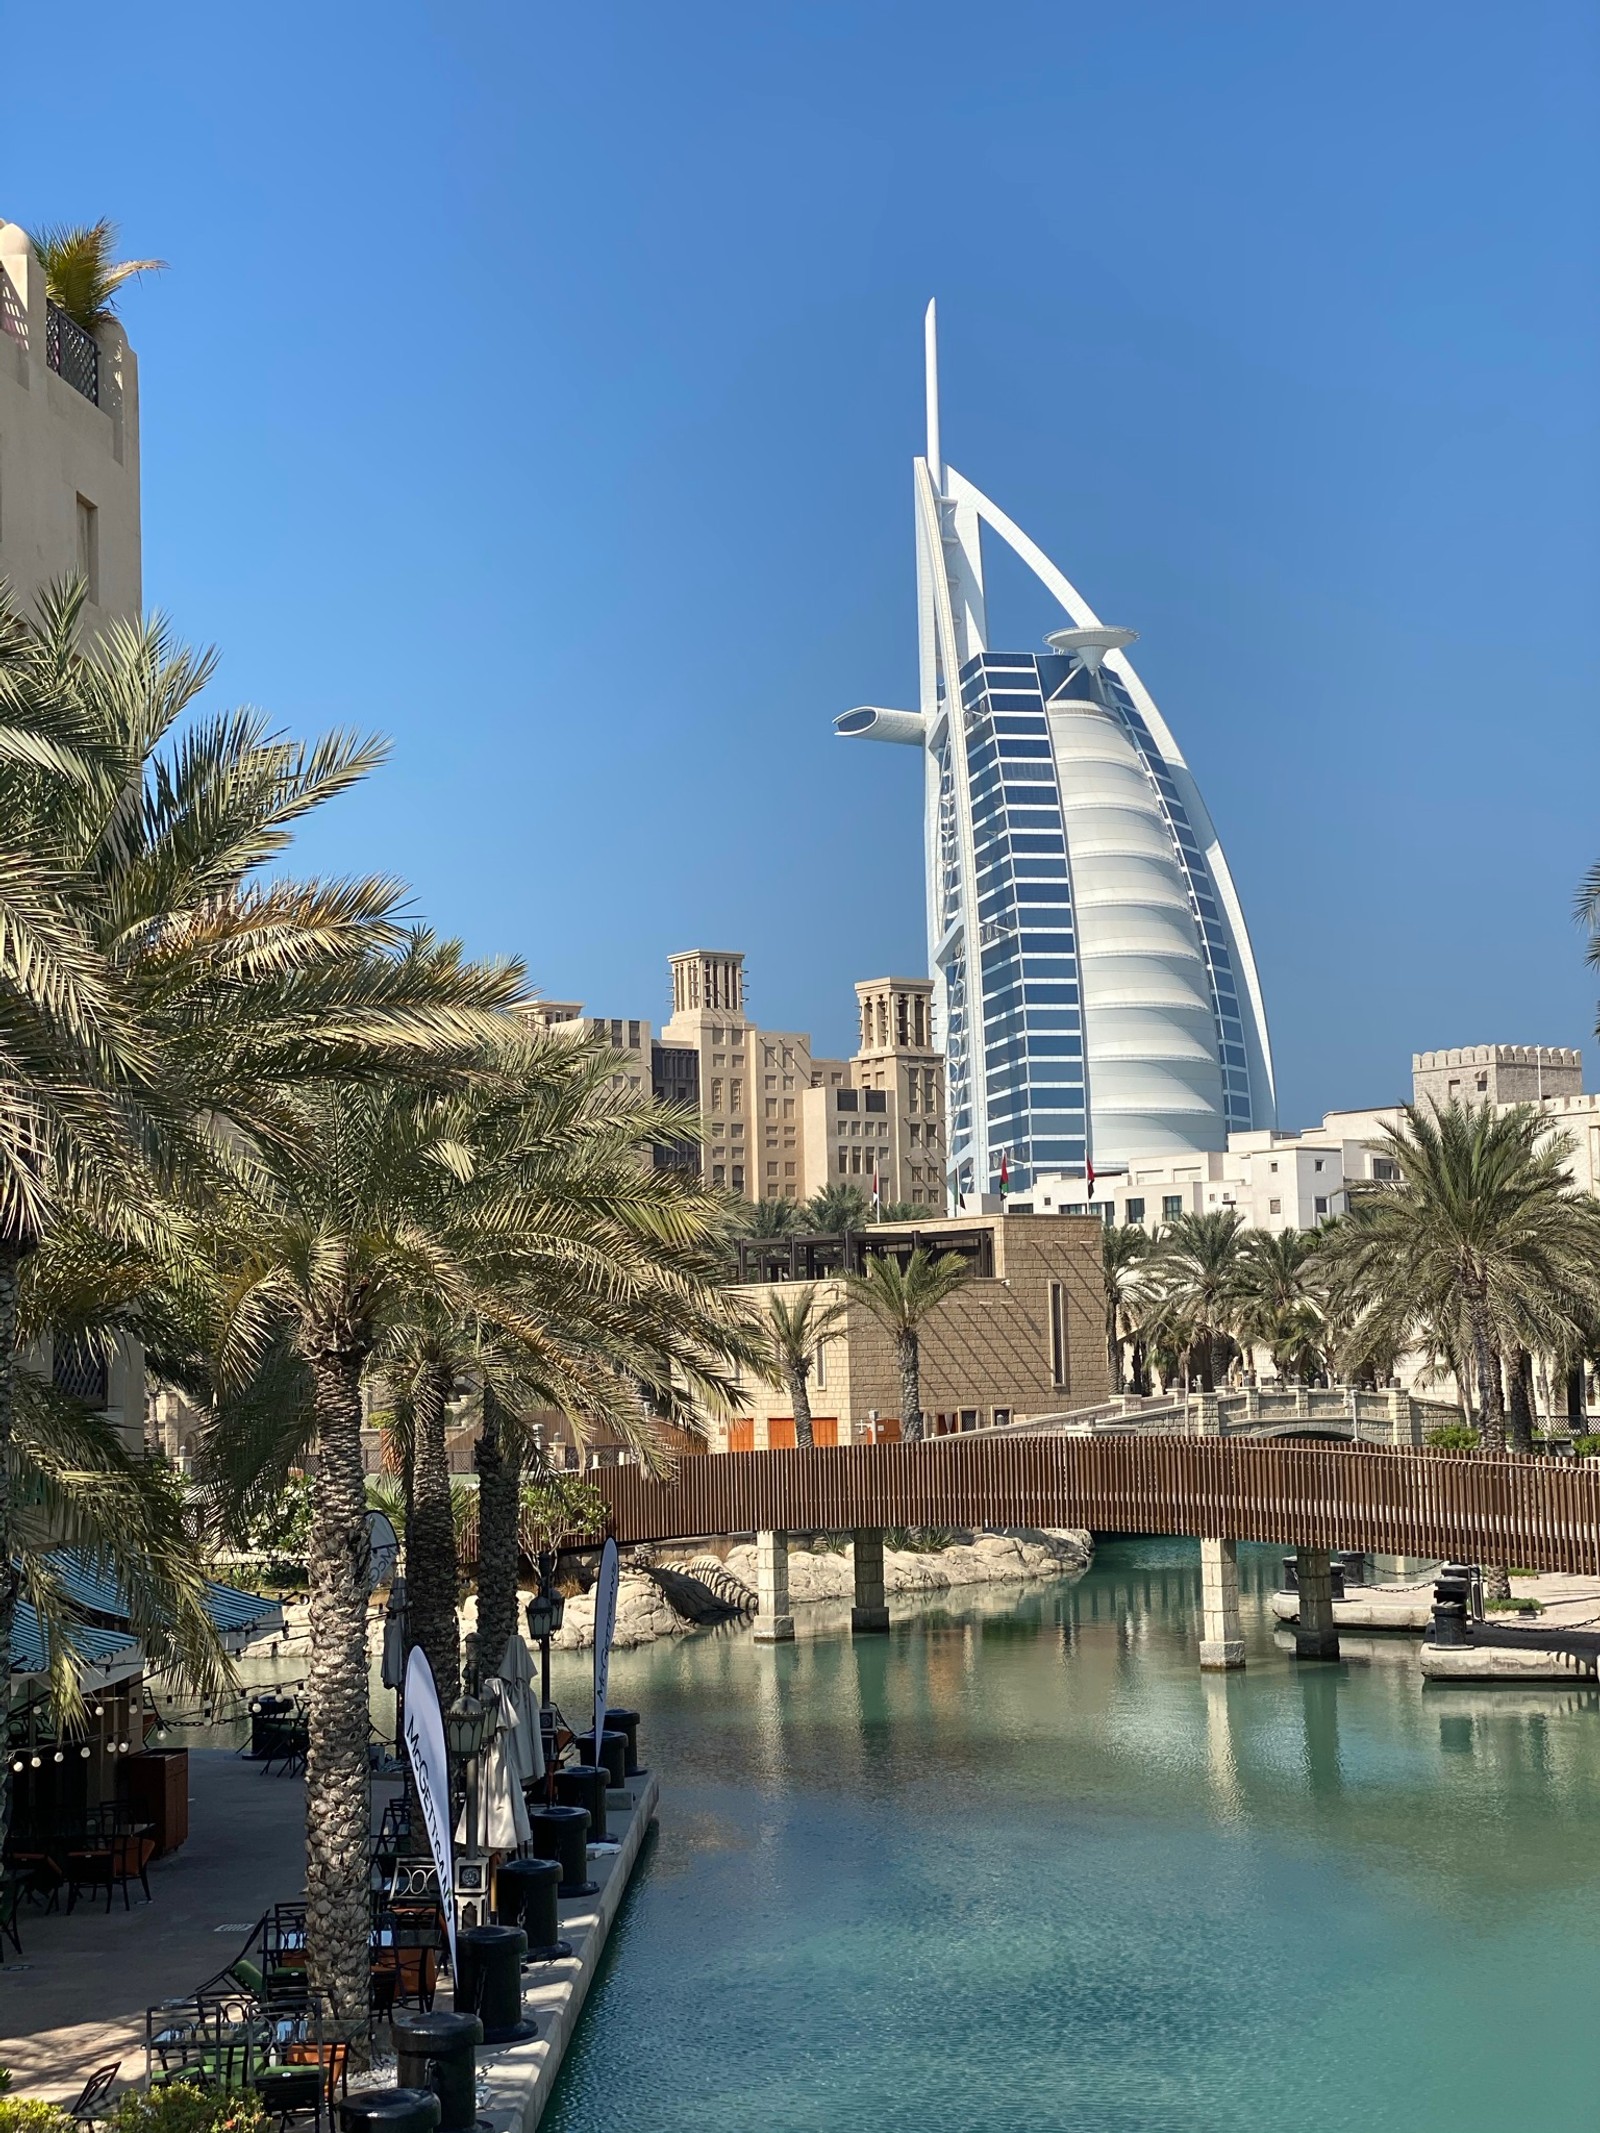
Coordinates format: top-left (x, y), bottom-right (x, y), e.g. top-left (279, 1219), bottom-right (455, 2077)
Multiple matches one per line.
top-left (924, 299), bottom-right (942, 494)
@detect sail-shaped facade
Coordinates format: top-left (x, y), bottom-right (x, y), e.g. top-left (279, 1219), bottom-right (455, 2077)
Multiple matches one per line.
top-left (835, 305), bottom-right (1275, 1200)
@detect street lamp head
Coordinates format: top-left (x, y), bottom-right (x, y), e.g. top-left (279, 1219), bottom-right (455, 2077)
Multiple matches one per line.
top-left (444, 1692), bottom-right (488, 1760)
top-left (525, 1587), bottom-right (565, 1641)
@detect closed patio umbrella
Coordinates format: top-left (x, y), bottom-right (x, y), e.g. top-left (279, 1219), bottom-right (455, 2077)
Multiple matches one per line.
top-left (457, 1677), bottom-right (532, 1851)
top-left (493, 1631), bottom-right (544, 1785)
top-left (381, 1577), bottom-right (408, 1691)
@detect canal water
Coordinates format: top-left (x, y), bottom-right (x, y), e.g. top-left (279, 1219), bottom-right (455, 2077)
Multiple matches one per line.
top-left (540, 1538), bottom-right (1600, 2131)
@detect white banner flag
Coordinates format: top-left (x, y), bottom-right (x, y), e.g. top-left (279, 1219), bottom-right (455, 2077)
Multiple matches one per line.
top-left (591, 1537), bottom-right (620, 1762)
top-left (402, 1645), bottom-right (457, 1972)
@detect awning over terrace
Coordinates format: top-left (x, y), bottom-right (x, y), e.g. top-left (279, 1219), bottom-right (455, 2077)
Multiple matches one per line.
top-left (9, 1552), bottom-right (287, 1678)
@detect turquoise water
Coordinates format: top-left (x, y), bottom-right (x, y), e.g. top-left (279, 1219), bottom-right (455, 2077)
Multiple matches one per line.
top-left (541, 1540), bottom-right (1600, 2131)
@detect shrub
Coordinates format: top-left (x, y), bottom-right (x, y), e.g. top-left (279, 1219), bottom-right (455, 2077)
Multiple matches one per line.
top-left (1486, 1596), bottom-right (1544, 1615)
top-left (1575, 1434), bottom-right (1600, 1459)
top-left (0, 2104), bottom-right (73, 2133)
top-left (107, 2085), bottom-right (267, 2133)
top-left (1426, 1424), bottom-right (1480, 1450)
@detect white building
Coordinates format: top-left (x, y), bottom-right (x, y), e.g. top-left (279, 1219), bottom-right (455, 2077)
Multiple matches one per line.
top-left (834, 302), bottom-right (1275, 1204)
top-left (1027, 1043), bottom-right (1600, 1236)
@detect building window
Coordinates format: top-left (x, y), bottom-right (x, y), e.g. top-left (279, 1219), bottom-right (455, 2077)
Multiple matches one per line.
top-left (992, 1408), bottom-right (1011, 1429)
top-left (1048, 1283), bottom-right (1068, 1388)
top-left (1313, 1158), bottom-right (1324, 1173)
top-left (731, 1167), bottom-right (744, 1191)
top-left (1162, 1195), bottom-right (1183, 1220)
top-left (959, 1409), bottom-right (978, 1431)
top-left (1314, 1196), bottom-right (1329, 1216)
top-left (838, 1151), bottom-right (850, 1173)
top-left (1372, 1157), bottom-right (1399, 1182)
top-left (76, 495), bottom-right (99, 603)
top-left (1476, 1072), bottom-right (1488, 1091)
top-left (712, 1164), bottom-right (725, 1187)
top-left (731, 1079), bottom-right (742, 1111)
top-left (814, 1342), bottom-right (827, 1390)
top-left (784, 1162), bottom-right (795, 1177)
top-left (1125, 1197), bottom-right (1145, 1222)
top-left (767, 1161), bottom-right (778, 1176)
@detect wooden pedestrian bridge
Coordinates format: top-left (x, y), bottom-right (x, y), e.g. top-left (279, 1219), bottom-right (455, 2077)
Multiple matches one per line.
top-left (590, 1422), bottom-right (1600, 1578)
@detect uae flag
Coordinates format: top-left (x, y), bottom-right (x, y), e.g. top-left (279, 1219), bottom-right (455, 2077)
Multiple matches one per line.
top-left (998, 1152), bottom-right (1010, 1198)
top-left (871, 1157), bottom-right (881, 1216)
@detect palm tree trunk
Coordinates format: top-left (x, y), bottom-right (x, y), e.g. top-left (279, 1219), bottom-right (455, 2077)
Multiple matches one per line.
top-left (406, 1364), bottom-right (460, 1712)
top-left (790, 1365), bottom-right (815, 1449)
top-left (1130, 1338), bottom-right (1148, 1398)
top-left (1466, 1298), bottom-right (1511, 1601)
top-left (0, 1242), bottom-right (23, 1859)
top-left (1569, 1361), bottom-right (1587, 1432)
top-left (1194, 1335), bottom-right (1215, 1393)
top-left (474, 1386), bottom-right (522, 1672)
top-left (898, 1331), bottom-right (921, 1443)
top-left (1506, 1345), bottom-right (1534, 1455)
top-left (1471, 1306), bottom-right (1506, 1452)
top-left (304, 1346), bottom-right (375, 2054)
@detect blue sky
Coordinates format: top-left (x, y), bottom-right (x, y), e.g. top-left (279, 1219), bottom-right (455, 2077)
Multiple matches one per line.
top-left (6, 1), bottom-right (1598, 1125)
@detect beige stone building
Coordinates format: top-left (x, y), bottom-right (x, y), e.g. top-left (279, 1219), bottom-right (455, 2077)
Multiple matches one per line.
top-left (799, 978), bottom-right (945, 1207)
top-left (0, 218), bottom-right (142, 624)
top-left (716, 1212), bottom-right (1106, 1447)
top-left (556, 950), bottom-right (949, 1209)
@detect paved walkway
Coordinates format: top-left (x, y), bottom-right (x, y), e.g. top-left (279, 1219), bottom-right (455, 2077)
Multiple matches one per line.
top-left (0, 1750), bottom-right (306, 2099)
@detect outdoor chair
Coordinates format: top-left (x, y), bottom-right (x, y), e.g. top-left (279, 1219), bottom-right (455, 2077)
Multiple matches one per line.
top-left (147, 1993), bottom-right (269, 2093)
top-left (67, 2061), bottom-right (121, 2127)
top-left (253, 1999), bottom-right (352, 2131)
top-left (262, 1722), bottom-right (308, 1779)
top-left (382, 1903), bottom-right (446, 2012)
top-left (0, 1871), bottom-right (22, 1956)
top-left (8, 1835), bottom-right (64, 1911)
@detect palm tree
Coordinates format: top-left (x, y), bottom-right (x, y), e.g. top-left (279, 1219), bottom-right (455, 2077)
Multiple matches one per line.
top-left (759, 1286), bottom-right (848, 1448)
top-left (804, 1183), bottom-right (870, 1233)
top-left (1233, 1227), bottom-right (1329, 1385)
top-left (742, 1197), bottom-right (804, 1238)
top-left (1, 581), bottom-right (512, 1848)
top-left (29, 220), bottom-right (166, 332)
top-left (399, 1031), bottom-right (758, 1670)
top-left (202, 1032), bottom-right (551, 2036)
top-left (846, 1246), bottom-right (970, 1443)
top-left (877, 1201), bottom-right (921, 1223)
top-left (1141, 1210), bottom-right (1249, 1391)
top-left (1333, 1103), bottom-right (1600, 1597)
top-left (1101, 1224), bottom-right (1152, 1392)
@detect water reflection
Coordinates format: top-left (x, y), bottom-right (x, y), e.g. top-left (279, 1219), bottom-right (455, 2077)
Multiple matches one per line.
top-left (541, 1539), bottom-right (1600, 2132)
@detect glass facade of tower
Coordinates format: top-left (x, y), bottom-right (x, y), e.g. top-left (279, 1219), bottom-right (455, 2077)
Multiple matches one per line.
top-left (945, 651), bottom-right (1261, 1195)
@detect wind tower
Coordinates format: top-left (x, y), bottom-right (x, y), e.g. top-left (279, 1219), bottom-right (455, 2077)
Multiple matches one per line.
top-left (835, 303), bottom-right (1275, 1202)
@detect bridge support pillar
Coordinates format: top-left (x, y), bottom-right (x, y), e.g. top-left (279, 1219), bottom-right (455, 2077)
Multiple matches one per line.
top-left (851, 1529), bottom-right (890, 1635)
top-left (1293, 1546), bottom-right (1340, 1660)
top-left (1199, 1537), bottom-right (1245, 1670)
top-left (752, 1530), bottom-right (794, 1642)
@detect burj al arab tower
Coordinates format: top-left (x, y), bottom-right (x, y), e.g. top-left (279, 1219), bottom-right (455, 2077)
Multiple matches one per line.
top-left (835, 306), bottom-right (1275, 1202)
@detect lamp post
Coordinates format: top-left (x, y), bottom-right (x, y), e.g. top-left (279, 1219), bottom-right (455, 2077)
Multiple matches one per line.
top-left (444, 1692), bottom-right (489, 1928)
top-left (524, 1551), bottom-right (566, 1715)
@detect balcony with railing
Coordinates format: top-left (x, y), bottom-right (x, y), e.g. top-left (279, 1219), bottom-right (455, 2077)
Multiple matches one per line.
top-left (45, 299), bottom-right (99, 404)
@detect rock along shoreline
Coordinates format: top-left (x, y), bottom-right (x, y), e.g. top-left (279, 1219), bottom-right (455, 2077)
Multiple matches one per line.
top-left (553, 1528), bottom-right (1094, 1650)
